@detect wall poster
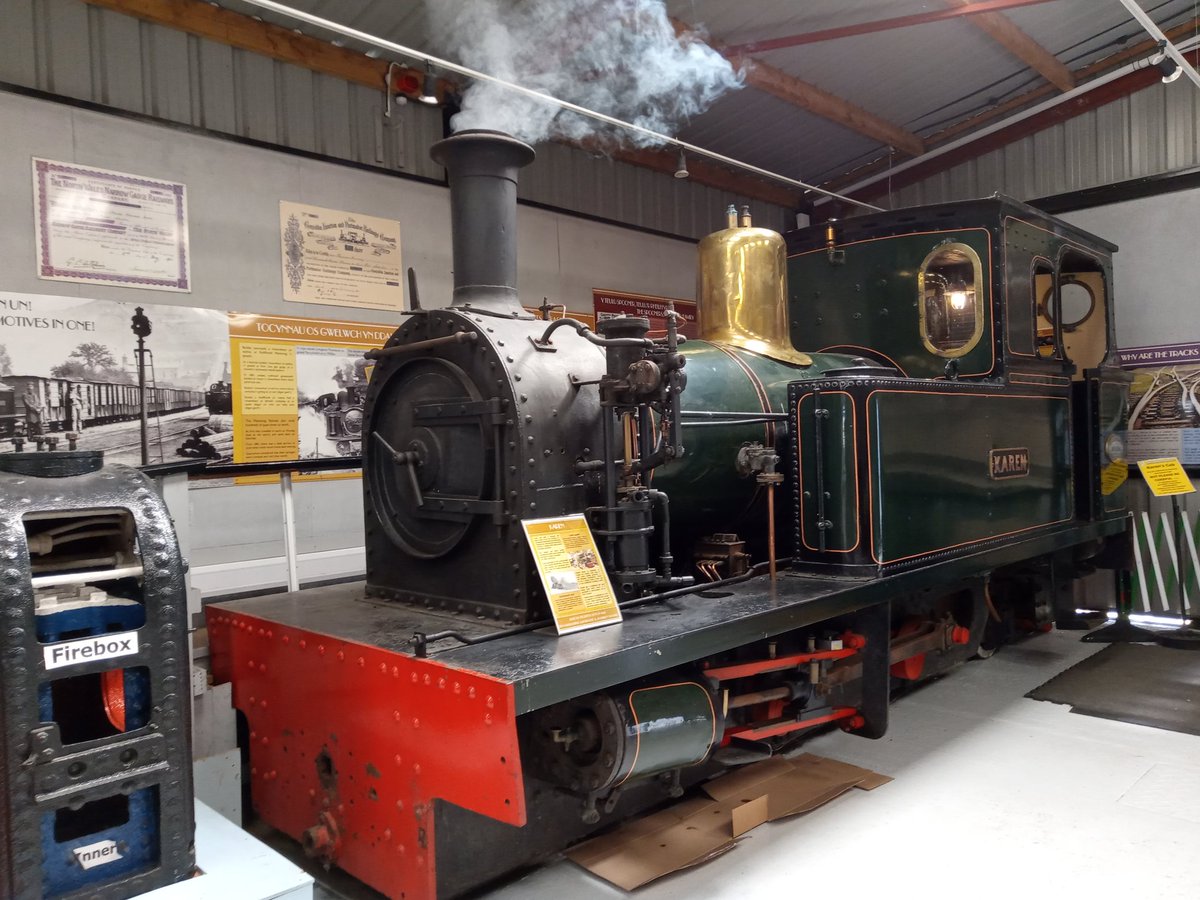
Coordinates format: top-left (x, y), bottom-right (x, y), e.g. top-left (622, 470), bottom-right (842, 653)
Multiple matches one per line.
top-left (228, 313), bottom-right (393, 481)
top-left (593, 288), bottom-right (698, 339)
top-left (0, 291), bottom-right (226, 466)
top-left (32, 159), bottom-right (191, 292)
top-left (280, 201), bottom-right (403, 311)
top-left (1119, 342), bottom-right (1200, 469)
top-left (0, 292), bottom-right (399, 482)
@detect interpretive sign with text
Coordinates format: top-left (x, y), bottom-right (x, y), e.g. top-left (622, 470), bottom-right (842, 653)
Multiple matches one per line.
top-left (522, 515), bottom-right (622, 635)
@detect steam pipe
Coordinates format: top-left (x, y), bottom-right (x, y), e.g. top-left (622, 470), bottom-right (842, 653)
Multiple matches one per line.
top-left (365, 332), bottom-right (477, 358)
top-left (536, 317), bottom-right (656, 349)
top-left (232, 0), bottom-right (884, 211)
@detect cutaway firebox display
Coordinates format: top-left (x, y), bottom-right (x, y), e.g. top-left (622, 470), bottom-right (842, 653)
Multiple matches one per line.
top-left (0, 450), bottom-right (195, 900)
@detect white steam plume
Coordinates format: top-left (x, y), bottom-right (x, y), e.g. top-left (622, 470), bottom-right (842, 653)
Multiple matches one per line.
top-left (425, 0), bottom-right (742, 147)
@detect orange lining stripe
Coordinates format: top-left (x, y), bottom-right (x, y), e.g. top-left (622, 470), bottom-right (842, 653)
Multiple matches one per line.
top-left (712, 344), bottom-right (775, 447)
top-left (1010, 373), bottom-right (1070, 386)
top-left (865, 389), bottom-right (1074, 565)
top-left (615, 682), bottom-right (717, 788)
top-left (796, 391), bottom-right (861, 554)
top-left (817, 344), bottom-right (910, 378)
top-left (790, 227), bottom-right (995, 379)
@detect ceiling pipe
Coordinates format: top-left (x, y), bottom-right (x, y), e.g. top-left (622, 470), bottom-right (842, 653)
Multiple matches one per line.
top-left (1116, 0), bottom-right (1200, 90)
top-left (233, 0), bottom-right (884, 212)
top-left (816, 32), bottom-right (1200, 206)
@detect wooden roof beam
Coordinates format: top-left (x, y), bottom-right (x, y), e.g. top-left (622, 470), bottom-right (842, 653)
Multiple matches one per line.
top-left (943, 0), bottom-right (1076, 91)
top-left (672, 17), bottom-right (926, 158)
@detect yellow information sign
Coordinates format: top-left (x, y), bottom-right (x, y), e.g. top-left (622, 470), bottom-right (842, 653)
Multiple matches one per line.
top-left (1100, 460), bottom-right (1129, 496)
top-left (227, 312), bottom-right (393, 483)
top-left (521, 515), bottom-right (622, 635)
top-left (1137, 457), bottom-right (1196, 497)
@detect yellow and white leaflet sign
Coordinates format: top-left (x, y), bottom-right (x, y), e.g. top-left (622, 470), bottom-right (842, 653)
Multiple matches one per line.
top-left (1101, 460), bottom-right (1129, 496)
top-left (521, 515), bottom-right (622, 635)
top-left (1137, 457), bottom-right (1196, 497)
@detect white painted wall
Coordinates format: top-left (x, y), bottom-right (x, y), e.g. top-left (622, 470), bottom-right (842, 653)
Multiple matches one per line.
top-left (1059, 186), bottom-right (1200, 350)
top-left (0, 89), bottom-right (700, 589)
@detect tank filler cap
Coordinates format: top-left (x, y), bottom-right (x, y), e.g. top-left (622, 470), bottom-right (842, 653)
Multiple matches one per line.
top-left (0, 450), bottom-right (105, 478)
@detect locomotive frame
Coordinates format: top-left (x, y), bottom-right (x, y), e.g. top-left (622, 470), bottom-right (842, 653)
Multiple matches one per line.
top-left (208, 132), bottom-right (1131, 900)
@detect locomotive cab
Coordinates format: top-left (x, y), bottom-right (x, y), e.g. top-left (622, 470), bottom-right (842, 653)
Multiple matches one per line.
top-left (785, 197), bottom-right (1130, 572)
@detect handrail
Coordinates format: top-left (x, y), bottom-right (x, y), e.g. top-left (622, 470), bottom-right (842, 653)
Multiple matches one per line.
top-left (141, 456), bottom-right (362, 480)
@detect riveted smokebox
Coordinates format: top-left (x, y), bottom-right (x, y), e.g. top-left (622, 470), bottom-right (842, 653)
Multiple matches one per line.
top-left (430, 130), bottom-right (536, 317)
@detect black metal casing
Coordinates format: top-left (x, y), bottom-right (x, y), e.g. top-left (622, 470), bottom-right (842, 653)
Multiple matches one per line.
top-left (0, 457), bottom-right (195, 899)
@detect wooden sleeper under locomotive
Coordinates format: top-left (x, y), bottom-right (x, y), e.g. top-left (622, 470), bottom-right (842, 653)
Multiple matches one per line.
top-left (207, 130), bottom-right (1131, 899)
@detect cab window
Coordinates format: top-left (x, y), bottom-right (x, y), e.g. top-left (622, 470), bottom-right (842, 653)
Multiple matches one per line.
top-left (1032, 258), bottom-right (1057, 358)
top-left (1052, 250), bottom-right (1108, 375)
top-left (918, 242), bottom-right (984, 358)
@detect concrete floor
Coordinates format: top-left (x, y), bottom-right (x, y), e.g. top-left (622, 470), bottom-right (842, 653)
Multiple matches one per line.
top-left (316, 629), bottom-right (1200, 899)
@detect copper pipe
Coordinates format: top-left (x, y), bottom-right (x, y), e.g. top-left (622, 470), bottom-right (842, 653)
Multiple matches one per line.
top-left (768, 483), bottom-right (777, 580)
top-left (984, 580), bottom-right (1002, 623)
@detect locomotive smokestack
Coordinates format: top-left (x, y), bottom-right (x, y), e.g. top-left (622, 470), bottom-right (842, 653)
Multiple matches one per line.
top-left (430, 130), bottom-right (536, 317)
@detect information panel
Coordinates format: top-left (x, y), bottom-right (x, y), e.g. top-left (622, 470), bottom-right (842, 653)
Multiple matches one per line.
top-left (1119, 342), bottom-right (1200, 469)
top-left (1137, 458), bottom-right (1197, 497)
top-left (228, 313), bottom-right (393, 479)
top-left (522, 515), bottom-right (622, 635)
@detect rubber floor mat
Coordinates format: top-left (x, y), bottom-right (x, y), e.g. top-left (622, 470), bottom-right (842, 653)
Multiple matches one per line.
top-left (1027, 642), bottom-right (1200, 736)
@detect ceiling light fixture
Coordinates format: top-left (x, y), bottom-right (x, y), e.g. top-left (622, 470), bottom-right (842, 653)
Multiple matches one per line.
top-left (1149, 42), bottom-right (1184, 83)
top-left (674, 150), bottom-right (689, 179)
top-left (419, 62), bottom-right (438, 105)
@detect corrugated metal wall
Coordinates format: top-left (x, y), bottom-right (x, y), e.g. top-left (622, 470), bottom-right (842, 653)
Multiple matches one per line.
top-left (0, 0), bottom-right (788, 239)
top-left (888, 80), bottom-right (1200, 208)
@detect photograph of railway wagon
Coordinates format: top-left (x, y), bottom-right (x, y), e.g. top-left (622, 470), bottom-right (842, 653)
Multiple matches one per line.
top-left (0, 294), bottom-right (230, 465)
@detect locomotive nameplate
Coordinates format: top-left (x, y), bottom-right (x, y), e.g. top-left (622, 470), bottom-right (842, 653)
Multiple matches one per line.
top-left (989, 447), bottom-right (1030, 480)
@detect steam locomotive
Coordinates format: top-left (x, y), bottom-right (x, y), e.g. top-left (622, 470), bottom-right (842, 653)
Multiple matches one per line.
top-left (208, 131), bottom-right (1130, 899)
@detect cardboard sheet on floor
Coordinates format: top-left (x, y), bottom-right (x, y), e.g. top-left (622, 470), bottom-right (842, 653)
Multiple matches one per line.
top-left (566, 753), bottom-right (890, 891)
